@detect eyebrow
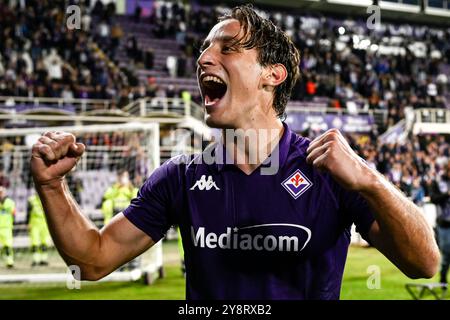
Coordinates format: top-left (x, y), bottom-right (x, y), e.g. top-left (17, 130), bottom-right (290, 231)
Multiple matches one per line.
top-left (200, 35), bottom-right (240, 51)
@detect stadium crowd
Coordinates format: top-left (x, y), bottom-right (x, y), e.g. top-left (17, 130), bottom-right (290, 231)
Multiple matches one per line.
top-left (0, 0), bottom-right (129, 101)
top-left (349, 133), bottom-right (449, 205)
top-left (133, 1), bottom-right (450, 125)
top-left (1, 1), bottom-right (448, 126)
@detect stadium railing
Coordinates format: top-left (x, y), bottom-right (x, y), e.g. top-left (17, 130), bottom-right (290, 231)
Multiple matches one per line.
top-left (0, 95), bottom-right (388, 125)
top-left (0, 97), bottom-right (203, 121)
top-left (286, 105), bottom-right (388, 117)
top-left (0, 96), bottom-right (112, 114)
top-left (122, 97), bottom-right (204, 120)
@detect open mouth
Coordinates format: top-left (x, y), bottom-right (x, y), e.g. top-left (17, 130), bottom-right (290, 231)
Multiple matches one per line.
top-left (201, 75), bottom-right (227, 107)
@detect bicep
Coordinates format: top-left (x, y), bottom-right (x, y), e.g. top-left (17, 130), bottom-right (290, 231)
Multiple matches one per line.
top-left (96, 212), bottom-right (155, 277)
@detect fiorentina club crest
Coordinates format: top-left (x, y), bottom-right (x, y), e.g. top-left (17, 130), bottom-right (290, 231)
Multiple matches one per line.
top-left (282, 169), bottom-right (313, 199)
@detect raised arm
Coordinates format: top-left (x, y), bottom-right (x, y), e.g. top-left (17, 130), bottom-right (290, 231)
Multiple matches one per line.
top-left (306, 129), bottom-right (440, 279)
top-left (31, 131), bottom-right (154, 280)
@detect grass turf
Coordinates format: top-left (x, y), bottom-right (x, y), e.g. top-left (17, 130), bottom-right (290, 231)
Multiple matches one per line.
top-left (0, 244), bottom-right (445, 300)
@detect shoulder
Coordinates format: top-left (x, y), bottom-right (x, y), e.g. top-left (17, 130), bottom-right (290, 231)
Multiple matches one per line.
top-left (288, 131), bottom-right (311, 159)
top-left (136, 152), bottom-right (207, 202)
top-left (157, 144), bottom-right (218, 176)
top-left (152, 153), bottom-right (199, 179)
top-left (142, 151), bottom-right (206, 187)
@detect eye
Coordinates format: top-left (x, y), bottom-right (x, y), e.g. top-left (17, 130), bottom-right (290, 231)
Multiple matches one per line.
top-left (222, 46), bottom-right (231, 53)
top-left (224, 42), bottom-right (243, 54)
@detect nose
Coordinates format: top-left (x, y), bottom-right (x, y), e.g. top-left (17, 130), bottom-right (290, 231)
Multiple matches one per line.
top-left (197, 46), bottom-right (217, 70)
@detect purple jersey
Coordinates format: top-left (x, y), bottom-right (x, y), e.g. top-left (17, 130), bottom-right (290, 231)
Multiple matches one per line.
top-left (123, 123), bottom-right (375, 300)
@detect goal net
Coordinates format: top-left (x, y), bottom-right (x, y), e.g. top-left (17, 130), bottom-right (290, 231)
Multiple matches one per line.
top-left (0, 122), bottom-right (164, 284)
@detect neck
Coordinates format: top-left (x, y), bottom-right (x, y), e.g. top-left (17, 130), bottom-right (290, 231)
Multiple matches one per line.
top-left (222, 118), bottom-right (284, 175)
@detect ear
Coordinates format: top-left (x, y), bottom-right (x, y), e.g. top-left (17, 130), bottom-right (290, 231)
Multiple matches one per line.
top-left (261, 64), bottom-right (288, 90)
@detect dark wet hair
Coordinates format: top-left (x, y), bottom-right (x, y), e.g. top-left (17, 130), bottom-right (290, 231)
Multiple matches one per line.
top-left (219, 4), bottom-right (301, 117)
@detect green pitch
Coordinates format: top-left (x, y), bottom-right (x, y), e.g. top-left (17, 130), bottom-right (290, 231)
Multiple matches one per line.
top-left (0, 242), bottom-right (445, 300)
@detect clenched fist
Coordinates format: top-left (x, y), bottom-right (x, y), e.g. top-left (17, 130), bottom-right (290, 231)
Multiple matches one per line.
top-left (306, 128), bottom-right (375, 192)
top-left (31, 131), bottom-right (85, 186)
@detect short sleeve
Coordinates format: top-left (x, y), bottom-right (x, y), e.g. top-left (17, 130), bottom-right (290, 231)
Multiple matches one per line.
top-left (123, 159), bottom-right (181, 243)
top-left (339, 188), bottom-right (375, 242)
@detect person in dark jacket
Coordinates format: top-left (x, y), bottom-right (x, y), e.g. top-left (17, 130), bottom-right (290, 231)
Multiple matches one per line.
top-left (430, 162), bottom-right (450, 286)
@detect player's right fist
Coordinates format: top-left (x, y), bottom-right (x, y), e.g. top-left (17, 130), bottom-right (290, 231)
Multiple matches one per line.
top-left (31, 131), bottom-right (85, 186)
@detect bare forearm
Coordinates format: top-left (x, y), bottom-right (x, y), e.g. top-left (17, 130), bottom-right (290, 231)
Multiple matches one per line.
top-left (36, 179), bottom-right (101, 270)
top-left (361, 170), bottom-right (439, 278)
top-left (305, 129), bottom-right (439, 278)
top-left (30, 132), bottom-right (153, 281)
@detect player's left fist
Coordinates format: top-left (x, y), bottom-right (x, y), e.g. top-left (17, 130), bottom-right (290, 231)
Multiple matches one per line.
top-left (306, 128), bottom-right (375, 192)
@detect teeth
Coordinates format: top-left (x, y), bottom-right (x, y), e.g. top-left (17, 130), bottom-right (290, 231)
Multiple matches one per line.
top-left (203, 75), bottom-right (225, 85)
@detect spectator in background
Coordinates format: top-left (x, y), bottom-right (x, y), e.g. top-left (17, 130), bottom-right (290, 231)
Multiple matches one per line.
top-left (166, 55), bottom-right (177, 78)
top-left (110, 23), bottom-right (124, 58)
top-left (166, 84), bottom-right (179, 99)
top-left (134, 84), bottom-right (147, 99)
top-left (17, 50), bottom-right (33, 76)
top-left (411, 177), bottom-right (425, 206)
top-left (181, 89), bottom-right (191, 107)
top-left (0, 186), bottom-right (15, 268)
top-left (117, 87), bottom-right (131, 108)
top-left (92, 0), bottom-right (105, 17)
top-left (177, 53), bottom-right (187, 77)
top-left (82, 9), bottom-right (92, 32)
top-left (146, 77), bottom-right (158, 98)
top-left (101, 170), bottom-right (137, 225)
top-left (0, 171), bottom-right (10, 188)
top-left (1, 139), bottom-right (14, 174)
top-left (97, 19), bottom-right (111, 45)
top-left (27, 191), bottom-right (51, 267)
top-left (389, 162), bottom-right (403, 184)
top-left (44, 49), bottom-right (63, 80)
top-left (134, 5), bottom-right (142, 23)
top-left (429, 163), bottom-right (450, 287)
top-left (126, 36), bottom-right (140, 63)
top-left (305, 75), bottom-right (317, 100)
top-left (144, 49), bottom-right (154, 69)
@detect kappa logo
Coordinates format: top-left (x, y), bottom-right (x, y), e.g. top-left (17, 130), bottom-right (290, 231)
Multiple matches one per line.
top-left (190, 175), bottom-right (220, 191)
top-left (282, 169), bottom-right (312, 199)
